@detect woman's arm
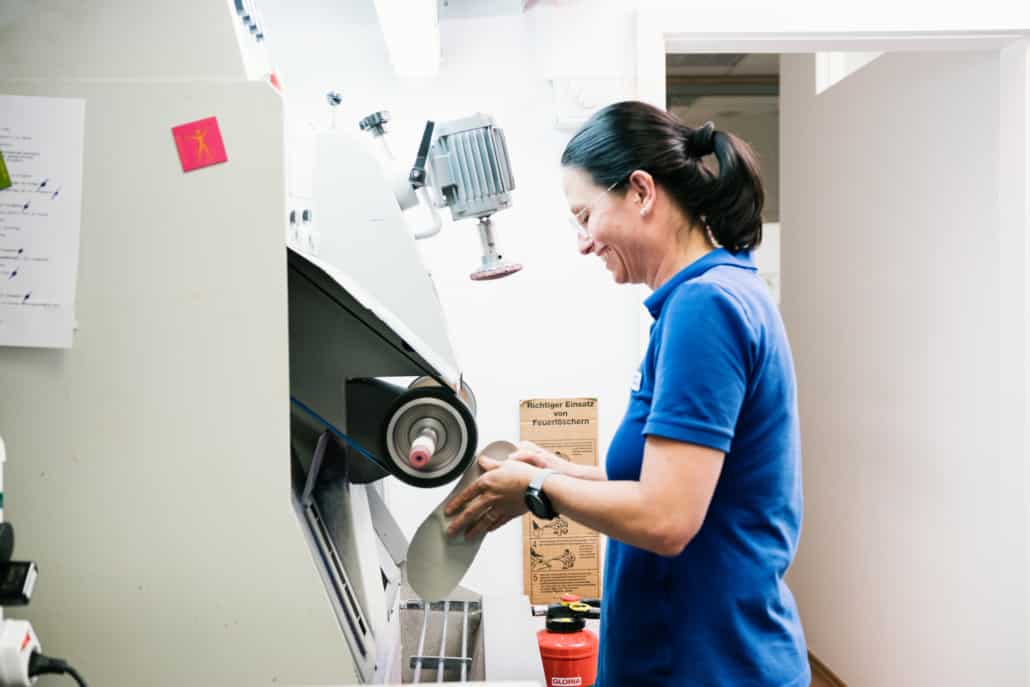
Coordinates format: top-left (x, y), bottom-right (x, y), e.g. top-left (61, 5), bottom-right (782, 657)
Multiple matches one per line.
top-left (545, 437), bottom-right (723, 556)
top-left (446, 436), bottom-right (724, 557)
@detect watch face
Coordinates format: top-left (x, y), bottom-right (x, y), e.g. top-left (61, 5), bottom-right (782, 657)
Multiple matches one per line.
top-left (525, 490), bottom-right (552, 519)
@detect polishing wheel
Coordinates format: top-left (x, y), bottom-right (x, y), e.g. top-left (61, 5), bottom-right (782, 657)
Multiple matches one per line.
top-left (382, 386), bottom-right (477, 487)
top-left (471, 262), bottom-right (523, 280)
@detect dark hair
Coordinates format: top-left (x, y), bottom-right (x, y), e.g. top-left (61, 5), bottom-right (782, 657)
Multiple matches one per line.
top-left (560, 101), bottom-right (764, 253)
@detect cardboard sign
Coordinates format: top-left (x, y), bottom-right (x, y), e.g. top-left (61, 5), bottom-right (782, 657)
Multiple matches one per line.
top-left (171, 116), bottom-right (228, 172)
top-left (521, 398), bottom-right (601, 604)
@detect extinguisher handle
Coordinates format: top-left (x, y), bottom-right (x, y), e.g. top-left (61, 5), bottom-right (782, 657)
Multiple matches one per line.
top-left (534, 598), bottom-right (602, 619)
top-left (547, 602), bottom-right (601, 620)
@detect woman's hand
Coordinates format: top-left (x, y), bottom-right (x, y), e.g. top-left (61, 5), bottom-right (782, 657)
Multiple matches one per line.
top-left (444, 455), bottom-right (540, 540)
top-left (510, 441), bottom-right (605, 481)
top-left (508, 441), bottom-right (569, 472)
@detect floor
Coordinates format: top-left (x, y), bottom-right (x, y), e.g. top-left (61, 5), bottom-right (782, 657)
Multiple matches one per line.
top-left (810, 654), bottom-right (845, 687)
top-left (811, 671), bottom-right (835, 687)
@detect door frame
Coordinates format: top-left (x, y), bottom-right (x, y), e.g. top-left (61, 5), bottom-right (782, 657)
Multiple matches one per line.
top-left (635, 10), bottom-right (1028, 108)
top-left (634, 5), bottom-right (1030, 677)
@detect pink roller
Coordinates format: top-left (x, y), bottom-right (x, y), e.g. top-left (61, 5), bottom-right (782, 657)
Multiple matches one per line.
top-left (409, 433), bottom-right (436, 470)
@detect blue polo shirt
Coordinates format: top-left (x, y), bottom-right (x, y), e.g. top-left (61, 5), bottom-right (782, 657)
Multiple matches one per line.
top-left (598, 248), bottom-right (809, 687)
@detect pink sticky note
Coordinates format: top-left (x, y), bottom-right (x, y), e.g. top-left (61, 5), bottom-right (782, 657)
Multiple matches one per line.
top-left (172, 116), bottom-right (228, 172)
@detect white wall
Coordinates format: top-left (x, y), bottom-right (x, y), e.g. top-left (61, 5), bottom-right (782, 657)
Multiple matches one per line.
top-left (262, 4), bottom-right (644, 601)
top-left (816, 52), bottom-right (883, 94)
top-left (999, 38), bottom-right (1030, 667)
top-left (781, 51), bottom-right (1028, 685)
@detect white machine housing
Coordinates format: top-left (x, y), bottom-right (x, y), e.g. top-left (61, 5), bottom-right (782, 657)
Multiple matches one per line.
top-left (287, 120), bottom-right (545, 683)
top-left (288, 126), bottom-right (467, 683)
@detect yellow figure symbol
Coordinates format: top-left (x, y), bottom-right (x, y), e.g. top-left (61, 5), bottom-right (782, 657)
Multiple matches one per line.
top-left (190, 128), bottom-right (210, 160)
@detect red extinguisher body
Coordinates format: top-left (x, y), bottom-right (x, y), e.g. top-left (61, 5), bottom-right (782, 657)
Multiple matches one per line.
top-left (537, 615), bottom-right (599, 687)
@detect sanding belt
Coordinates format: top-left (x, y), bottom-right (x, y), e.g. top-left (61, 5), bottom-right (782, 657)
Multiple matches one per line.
top-left (405, 440), bottom-right (516, 600)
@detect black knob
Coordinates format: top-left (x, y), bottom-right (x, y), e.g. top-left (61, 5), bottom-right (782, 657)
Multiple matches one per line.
top-left (409, 120), bottom-right (435, 189)
top-left (359, 111), bottom-right (391, 135)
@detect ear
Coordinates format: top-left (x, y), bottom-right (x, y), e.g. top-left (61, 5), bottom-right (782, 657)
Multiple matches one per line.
top-left (627, 170), bottom-right (657, 216)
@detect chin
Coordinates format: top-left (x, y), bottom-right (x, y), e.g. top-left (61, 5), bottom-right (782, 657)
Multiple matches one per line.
top-left (600, 251), bottom-right (628, 283)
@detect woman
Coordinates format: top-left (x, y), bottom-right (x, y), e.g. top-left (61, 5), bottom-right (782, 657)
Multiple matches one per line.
top-left (445, 101), bottom-right (809, 686)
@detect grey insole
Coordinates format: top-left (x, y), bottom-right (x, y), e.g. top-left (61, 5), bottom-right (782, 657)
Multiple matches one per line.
top-left (405, 440), bottom-right (516, 600)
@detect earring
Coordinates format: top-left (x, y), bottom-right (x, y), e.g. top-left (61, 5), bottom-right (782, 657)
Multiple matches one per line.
top-left (639, 208), bottom-right (646, 216)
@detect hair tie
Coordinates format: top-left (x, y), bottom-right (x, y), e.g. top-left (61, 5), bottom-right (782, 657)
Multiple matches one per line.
top-left (686, 121), bottom-right (716, 158)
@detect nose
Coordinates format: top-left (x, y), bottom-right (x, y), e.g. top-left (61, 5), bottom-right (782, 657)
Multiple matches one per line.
top-left (577, 233), bottom-right (595, 255)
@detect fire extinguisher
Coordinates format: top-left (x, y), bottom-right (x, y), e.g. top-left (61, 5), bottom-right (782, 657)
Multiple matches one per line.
top-left (536, 594), bottom-right (600, 687)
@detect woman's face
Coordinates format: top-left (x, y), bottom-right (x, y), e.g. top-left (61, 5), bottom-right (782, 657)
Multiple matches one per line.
top-left (562, 166), bottom-right (649, 285)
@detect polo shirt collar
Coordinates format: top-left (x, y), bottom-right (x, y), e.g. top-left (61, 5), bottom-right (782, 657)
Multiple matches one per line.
top-left (644, 248), bottom-right (756, 318)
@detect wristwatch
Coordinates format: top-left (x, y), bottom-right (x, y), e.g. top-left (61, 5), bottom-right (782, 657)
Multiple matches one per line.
top-left (525, 469), bottom-right (558, 520)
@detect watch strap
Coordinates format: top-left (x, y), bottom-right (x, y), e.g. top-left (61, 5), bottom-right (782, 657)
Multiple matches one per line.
top-left (530, 468), bottom-right (557, 492)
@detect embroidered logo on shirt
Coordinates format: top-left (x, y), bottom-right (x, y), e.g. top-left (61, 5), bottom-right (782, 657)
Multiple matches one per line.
top-left (631, 370), bottom-right (642, 392)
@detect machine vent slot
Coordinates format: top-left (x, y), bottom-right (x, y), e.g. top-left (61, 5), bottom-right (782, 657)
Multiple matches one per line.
top-left (307, 504), bottom-right (370, 657)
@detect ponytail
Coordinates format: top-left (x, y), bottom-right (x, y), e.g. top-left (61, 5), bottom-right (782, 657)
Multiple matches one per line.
top-left (686, 124), bottom-right (765, 252)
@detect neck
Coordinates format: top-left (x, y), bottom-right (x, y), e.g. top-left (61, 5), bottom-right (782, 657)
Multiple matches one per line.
top-left (647, 224), bottom-right (715, 290)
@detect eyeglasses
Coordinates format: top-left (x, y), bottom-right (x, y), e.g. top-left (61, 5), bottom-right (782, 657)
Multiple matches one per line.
top-left (568, 178), bottom-right (625, 240)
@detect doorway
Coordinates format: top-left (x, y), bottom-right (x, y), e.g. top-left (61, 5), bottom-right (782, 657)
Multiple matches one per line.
top-left (666, 52), bottom-right (782, 304)
top-left (653, 22), bottom-right (1030, 686)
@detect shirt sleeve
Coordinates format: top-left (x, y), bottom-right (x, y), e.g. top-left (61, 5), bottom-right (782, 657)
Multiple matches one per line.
top-left (642, 282), bottom-right (753, 453)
